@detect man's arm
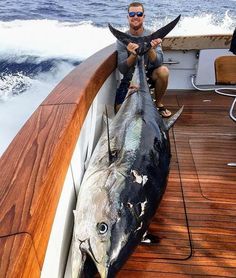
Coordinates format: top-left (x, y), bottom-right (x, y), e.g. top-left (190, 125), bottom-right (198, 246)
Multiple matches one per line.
top-left (116, 40), bottom-right (138, 74)
top-left (116, 37), bottom-right (163, 73)
top-left (148, 38), bottom-right (164, 67)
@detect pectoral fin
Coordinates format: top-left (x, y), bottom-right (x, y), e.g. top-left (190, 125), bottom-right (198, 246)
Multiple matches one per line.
top-left (165, 106), bottom-right (184, 130)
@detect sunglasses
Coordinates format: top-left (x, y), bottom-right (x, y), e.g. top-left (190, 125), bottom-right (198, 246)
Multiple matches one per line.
top-left (128, 11), bottom-right (144, 17)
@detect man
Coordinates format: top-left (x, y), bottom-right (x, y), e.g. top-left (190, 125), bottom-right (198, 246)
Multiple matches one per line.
top-left (230, 28), bottom-right (236, 55)
top-left (115, 2), bottom-right (171, 117)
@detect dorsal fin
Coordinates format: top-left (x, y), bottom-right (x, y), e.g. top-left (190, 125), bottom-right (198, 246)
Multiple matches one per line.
top-left (108, 15), bottom-right (181, 56)
top-left (105, 106), bottom-right (113, 164)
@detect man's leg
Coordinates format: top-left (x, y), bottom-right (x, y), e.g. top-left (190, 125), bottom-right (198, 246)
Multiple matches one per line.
top-left (151, 65), bottom-right (171, 117)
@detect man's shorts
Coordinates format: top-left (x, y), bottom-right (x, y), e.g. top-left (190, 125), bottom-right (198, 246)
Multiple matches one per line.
top-left (146, 67), bottom-right (156, 89)
top-left (115, 79), bottom-right (130, 105)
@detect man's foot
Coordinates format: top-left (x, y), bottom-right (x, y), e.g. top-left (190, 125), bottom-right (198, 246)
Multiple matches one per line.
top-left (157, 106), bottom-right (172, 118)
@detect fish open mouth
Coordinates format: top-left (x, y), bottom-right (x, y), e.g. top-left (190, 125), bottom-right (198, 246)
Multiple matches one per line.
top-left (72, 238), bottom-right (111, 278)
top-left (81, 251), bottom-right (98, 278)
top-left (78, 239), bottom-right (100, 277)
top-left (78, 250), bottom-right (112, 278)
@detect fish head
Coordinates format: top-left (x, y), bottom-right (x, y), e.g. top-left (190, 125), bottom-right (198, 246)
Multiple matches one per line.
top-left (72, 170), bottom-right (145, 277)
top-left (72, 184), bottom-right (114, 277)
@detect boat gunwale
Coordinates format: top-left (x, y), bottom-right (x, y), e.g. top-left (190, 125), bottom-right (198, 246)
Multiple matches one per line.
top-left (0, 43), bottom-right (117, 276)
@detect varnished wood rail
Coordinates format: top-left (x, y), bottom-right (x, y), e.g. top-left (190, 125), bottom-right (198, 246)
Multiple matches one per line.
top-left (0, 44), bottom-right (117, 277)
top-left (162, 34), bottom-right (232, 50)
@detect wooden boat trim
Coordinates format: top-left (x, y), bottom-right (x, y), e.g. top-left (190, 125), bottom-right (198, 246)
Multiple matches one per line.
top-left (162, 34), bottom-right (232, 50)
top-left (0, 44), bottom-right (116, 277)
top-left (215, 55), bottom-right (236, 84)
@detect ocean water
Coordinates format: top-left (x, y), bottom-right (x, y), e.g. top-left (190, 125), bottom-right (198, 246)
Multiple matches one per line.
top-left (0, 0), bottom-right (235, 155)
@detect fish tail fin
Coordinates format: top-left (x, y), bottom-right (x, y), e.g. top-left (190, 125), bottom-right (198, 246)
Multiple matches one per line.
top-left (108, 15), bottom-right (181, 56)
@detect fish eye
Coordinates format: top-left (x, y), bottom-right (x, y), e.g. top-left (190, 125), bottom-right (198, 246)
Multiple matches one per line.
top-left (97, 222), bottom-right (108, 235)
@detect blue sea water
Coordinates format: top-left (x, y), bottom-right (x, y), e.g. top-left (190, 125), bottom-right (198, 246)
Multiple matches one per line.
top-left (0, 0), bottom-right (235, 155)
top-left (0, 0), bottom-right (235, 27)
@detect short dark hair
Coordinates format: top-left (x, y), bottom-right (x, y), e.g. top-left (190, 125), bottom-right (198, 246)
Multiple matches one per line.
top-left (128, 2), bottom-right (144, 13)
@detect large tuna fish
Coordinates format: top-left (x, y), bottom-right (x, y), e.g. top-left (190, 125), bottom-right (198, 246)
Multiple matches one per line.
top-left (72, 15), bottom-right (182, 278)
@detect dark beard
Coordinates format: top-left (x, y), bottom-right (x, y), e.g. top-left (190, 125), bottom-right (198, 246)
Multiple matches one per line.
top-left (132, 23), bottom-right (142, 31)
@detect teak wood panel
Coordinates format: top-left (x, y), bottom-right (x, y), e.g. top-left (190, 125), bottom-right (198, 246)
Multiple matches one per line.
top-left (215, 56), bottom-right (236, 85)
top-left (162, 34), bottom-right (232, 50)
top-left (0, 234), bottom-right (40, 278)
top-left (117, 91), bottom-right (236, 277)
top-left (0, 104), bottom-right (82, 263)
top-left (190, 138), bottom-right (236, 202)
top-left (0, 44), bottom-right (117, 276)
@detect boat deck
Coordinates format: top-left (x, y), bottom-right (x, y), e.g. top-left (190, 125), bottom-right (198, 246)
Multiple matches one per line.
top-left (117, 90), bottom-right (236, 277)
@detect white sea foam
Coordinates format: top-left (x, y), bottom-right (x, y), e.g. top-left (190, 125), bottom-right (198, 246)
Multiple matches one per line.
top-left (0, 14), bottom-right (233, 61)
top-left (150, 12), bottom-right (234, 36)
top-left (0, 20), bottom-right (115, 61)
top-left (0, 72), bottom-right (31, 100)
top-left (0, 61), bottom-right (74, 156)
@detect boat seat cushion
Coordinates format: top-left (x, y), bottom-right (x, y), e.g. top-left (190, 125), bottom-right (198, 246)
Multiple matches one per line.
top-left (214, 56), bottom-right (236, 85)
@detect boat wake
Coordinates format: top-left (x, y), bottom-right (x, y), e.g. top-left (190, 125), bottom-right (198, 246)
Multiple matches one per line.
top-left (0, 56), bottom-right (78, 101)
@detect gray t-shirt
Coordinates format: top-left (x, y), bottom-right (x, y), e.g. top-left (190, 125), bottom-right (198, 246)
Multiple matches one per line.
top-left (116, 28), bottom-right (164, 75)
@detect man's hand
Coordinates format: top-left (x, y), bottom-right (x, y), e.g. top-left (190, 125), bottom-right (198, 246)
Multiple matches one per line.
top-left (150, 38), bottom-right (162, 49)
top-left (148, 38), bottom-right (162, 62)
top-left (127, 42), bottom-right (139, 55)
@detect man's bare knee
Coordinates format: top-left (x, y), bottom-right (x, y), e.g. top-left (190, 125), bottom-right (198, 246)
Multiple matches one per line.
top-left (152, 66), bottom-right (169, 81)
top-left (154, 66), bottom-right (169, 80)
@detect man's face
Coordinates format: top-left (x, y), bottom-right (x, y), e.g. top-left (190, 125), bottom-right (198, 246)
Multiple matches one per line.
top-left (128, 5), bottom-right (145, 31)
